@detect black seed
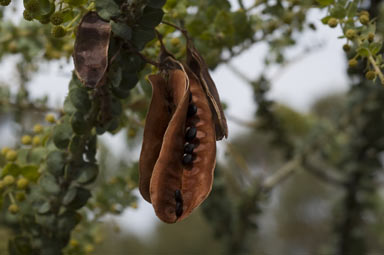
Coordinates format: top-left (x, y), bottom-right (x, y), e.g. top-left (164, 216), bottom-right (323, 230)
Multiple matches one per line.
top-left (176, 201), bottom-right (183, 217)
top-left (175, 189), bottom-right (182, 202)
top-left (184, 143), bottom-right (195, 154)
top-left (182, 153), bottom-right (193, 165)
top-left (187, 104), bottom-right (197, 116)
top-left (185, 126), bottom-right (197, 140)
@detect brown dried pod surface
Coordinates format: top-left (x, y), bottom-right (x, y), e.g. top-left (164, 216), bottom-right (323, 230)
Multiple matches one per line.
top-left (73, 12), bottom-right (111, 88)
top-left (139, 54), bottom-right (217, 223)
top-left (186, 40), bottom-right (228, 140)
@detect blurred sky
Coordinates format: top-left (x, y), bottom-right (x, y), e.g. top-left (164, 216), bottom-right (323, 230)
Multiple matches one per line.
top-left (0, 0), bottom-right (349, 238)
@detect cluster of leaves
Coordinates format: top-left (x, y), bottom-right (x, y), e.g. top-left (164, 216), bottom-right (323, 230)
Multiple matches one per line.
top-left (321, 0), bottom-right (384, 83)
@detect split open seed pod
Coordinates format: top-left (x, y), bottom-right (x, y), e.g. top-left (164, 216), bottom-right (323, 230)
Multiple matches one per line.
top-left (139, 54), bottom-right (217, 223)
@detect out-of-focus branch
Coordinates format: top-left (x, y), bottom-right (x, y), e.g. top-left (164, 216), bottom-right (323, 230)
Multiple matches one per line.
top-left (262, 156), bottom-right (301, 191)
top-left (0, 100), bottom-right (60, 113)
top-left (303, 157), bottom-right (347, 187)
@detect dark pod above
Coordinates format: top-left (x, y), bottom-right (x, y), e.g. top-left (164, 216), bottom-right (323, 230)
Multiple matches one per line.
top-left (73, 12), bottom-right (111, 88)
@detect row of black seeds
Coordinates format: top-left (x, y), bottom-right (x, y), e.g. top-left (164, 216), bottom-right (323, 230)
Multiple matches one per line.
top-left (175, 93), bottom-right (197, 218)
top-left (183, 94), bottom-right (197, 165)
top-left (175, 189), bottom-right (183, 217)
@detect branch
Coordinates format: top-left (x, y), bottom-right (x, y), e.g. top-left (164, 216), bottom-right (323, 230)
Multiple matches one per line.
top-left (368, 55), bottom-right (384, 85)
top-left (262, 156), bottom-right (301, 192)
top-left (303, 157), bottom-right (347, 187)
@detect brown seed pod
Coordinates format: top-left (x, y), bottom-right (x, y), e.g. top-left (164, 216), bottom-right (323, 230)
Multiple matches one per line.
top-left (73, 12), bottom-right (111, 88)
top-left (139, 55), bottom-right (217, 223)
top-left (186, 39), bottom-right (228, 141)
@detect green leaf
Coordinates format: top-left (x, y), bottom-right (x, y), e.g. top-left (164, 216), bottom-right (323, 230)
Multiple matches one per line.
top-left (121, 53), bottom-right (144, 73)
top-left (95, 0), bottom-right (120, 20)
top-left (40, 174), bottom-right (60, 194)
top-left (37, 202), bottom-right (51, 214)
top-left (63, 187), bottom-right (91, 209)
top-left (108, 63), bottom-right (123, 88)
top-left (147, 0), bottom-right (167, 8)
top-left (71, 111), bottom-right (90, 135)
top-left (28, 147), bottom-right (48, 165)
top-left (330, 4), bottom-right (347, 19)
top-left (63, 96), bottom-right (76, 115)
top-left (63, 0), bottom-right (87, 6)
top-left (317, 0), bottom-right (334, 7)
top-left (137, 6), bottom-right (164, 29)
top-left (53, 122), bottom-right (73, 149)
top-left (111, 22), bottom-right (132, 41)
top-left (357, 47), bottom-right (370, 57)
top-left (369, 42), bottom-right (382, 56)
top-left (46, 150), bottom-right (67, 177)
top-left (20, 165), bottom-right (39, 181)
top-left (321, 16), bottom-right (331, 25)
top-left (69, 88), bottom-right (91, 113)
top-left (346, 2), bottom-right (357, 18)
top-left (76, 163), bottom-right (99, 185)
top-left (1, 163), bottom-right (20, 177)
top-left (9, 236), bottom-right (33, 255)
top-left (69, 135), bottom-right (83, 156)
top-left (61, 9), bottom-right (75, 23)
top-left (58, 210), bottom-right (81, 234)
top-left (132, 27), bottom-right (156, 50)
top-left (120, 73), bottom-right (139, 91)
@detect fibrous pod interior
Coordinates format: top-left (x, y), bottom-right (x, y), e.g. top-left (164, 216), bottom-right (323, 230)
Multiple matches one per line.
top-left (139, 69), bottom-right (187, 203)
top-left (139, 63), bottom-right (216, 223)
top-left (74, 12), bottom-right (111, 88)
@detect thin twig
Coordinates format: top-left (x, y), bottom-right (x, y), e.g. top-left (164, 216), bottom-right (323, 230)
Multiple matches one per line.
top-left (368, 55), bottom-right (384, 85)
top-left (262, 156), bottom-right (301, 191)
top-left (303, 158), bottom-right (347, 187)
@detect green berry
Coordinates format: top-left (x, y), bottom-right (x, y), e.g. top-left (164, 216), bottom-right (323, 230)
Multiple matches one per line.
top-left (346, 29), bottom-right (357, 40)
top-left (45, 113), bottom-right (56, 123)
top-left (32, 136), bottom-right (41, 147)
top-left (359, 14), bottom-right (369, 25)
top-left (3, 175), bottom-right (15, 186)
top-left (23, 10), bottom-right (34, 21)
top-left (366, 70), bottom-right (376, 80)
top-left (348, 59), bottom-right (358, 68)
top-left (368, 33), bottom-right (374, 43)
top-left (84, 244), bottom-right (94, 254)
top-left (5, 150), bottom-right (17, 162)
top-left (327, 18), bottom-right (338, 28)
top-left (69, 239), bottom-right (79, 247)
top-left (21, 135), bottom-right (32, 145)
top-left (39, 15), bottom-right (51, 24)
top-left (33, 124), bottom-right (43, 133)
top-left (17, 178), bottom-right (29, 189)
top-left (1, 147), bottom-right (10, 155)
top-left (50, 12), bottom-right (64, 25)
top-left (0, 0), bottom-right (11, 6)
top-left (51, 26), bottom-right (67, 38)
top-left (343, 44), bottom-right (351, 52)
top-left (25, 0), bottom-right (40, 13)
top-left (359, 10), bottom-right (370, 18)
top-left (8, 204), bottom-right (19, 214)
